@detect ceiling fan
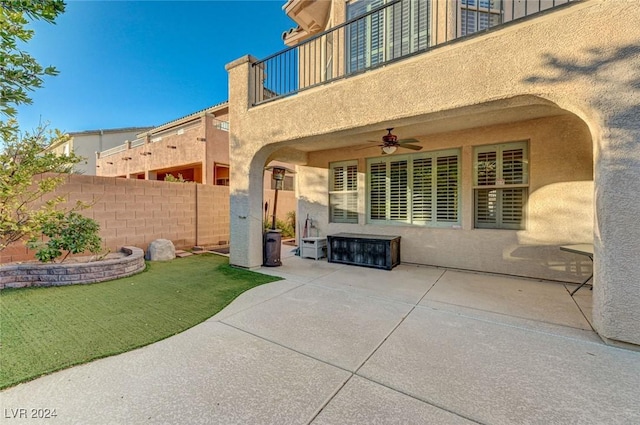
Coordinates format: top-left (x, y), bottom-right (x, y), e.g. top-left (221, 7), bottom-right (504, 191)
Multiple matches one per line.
top-left (360, 128), bottom-right (422, 154)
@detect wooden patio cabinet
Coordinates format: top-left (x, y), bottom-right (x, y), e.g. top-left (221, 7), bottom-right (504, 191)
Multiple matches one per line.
top-left (326, 233), bottom-right (401, 270)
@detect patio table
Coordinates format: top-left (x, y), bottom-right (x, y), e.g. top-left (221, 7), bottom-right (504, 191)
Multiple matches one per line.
top-left (560, 244), bottom-right (594, 296)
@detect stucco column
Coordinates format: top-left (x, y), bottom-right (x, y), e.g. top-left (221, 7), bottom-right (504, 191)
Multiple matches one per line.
top-left (592, 109), bottom-right (640, 347)
top-left (228, 160), bottom-right (266, 269)
top-left (226, 55), bottom-right (265, 269)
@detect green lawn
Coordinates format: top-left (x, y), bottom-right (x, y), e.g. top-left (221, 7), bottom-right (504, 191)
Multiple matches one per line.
top-left (0, 254), bottom-right (281, 389)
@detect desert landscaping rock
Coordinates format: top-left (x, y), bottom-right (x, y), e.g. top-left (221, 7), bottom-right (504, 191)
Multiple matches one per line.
top-left (146, 239), bottom-right (176, 261)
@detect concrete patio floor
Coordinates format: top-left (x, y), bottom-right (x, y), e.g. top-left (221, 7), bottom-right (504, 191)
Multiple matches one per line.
top-left (1, 248), bottom-right (639, 424)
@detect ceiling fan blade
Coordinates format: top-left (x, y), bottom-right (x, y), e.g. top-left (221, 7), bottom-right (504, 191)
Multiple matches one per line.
top-left (355, 144), bottom-right (381, 151)
top-left (399, 143), bottom-right (423, 151)
top-left (398, 138), bottom-right (419, 144)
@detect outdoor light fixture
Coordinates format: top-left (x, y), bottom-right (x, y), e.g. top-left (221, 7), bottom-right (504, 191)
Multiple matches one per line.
top-left (264, 165), bottom-right (295, 229)
top-left (382, 145), bottom-right (397, 154)
top-left (271, 166), bottom-right (286, 190)
top-left (263, 165), bottom-right (296, 267)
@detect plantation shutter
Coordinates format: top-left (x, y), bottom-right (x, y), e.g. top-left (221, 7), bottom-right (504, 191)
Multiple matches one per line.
top-left (390, 0), bottom-right (429, 58)
top-left (502, 148), bottom-right (525, 184)
top-left (348, 0), bottom-right (429, 72)
top-left (435, 155), bottom-right (459, 222)
top-left (347, 0), bottom-right (384, 73)
top-left (369, 0), bottom-right (385, 67)
top-left (501, 188), bottom-right (525, 226)
top-left (367, 149), bottom-right (459, 226)
top-left (499, 146), bottom-right (526, 227)
top-left (474, 142), bottom-right (527, 229)
top-left (389, 159), bottom-right (408, 222)
top-left (412, 0), bottom-right (430, 51)
top-left (369, 161), bottom-right (387, 220)
top-left (330, 161), bottom-right (358, 223)
top-left (411, 156), bottom-right (433, 223)
top-left (347, 0), bottom-right (367, 73)
top-left (475, 189), bottom-right (496, 225)
top-left (460, 0), bottom-right (502, 36)
top-left (475, 187), bottom-right (526, 228)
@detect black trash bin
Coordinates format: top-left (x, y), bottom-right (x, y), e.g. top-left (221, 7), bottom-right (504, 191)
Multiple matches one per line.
top-left (263, 229), bottom-right (282, 267)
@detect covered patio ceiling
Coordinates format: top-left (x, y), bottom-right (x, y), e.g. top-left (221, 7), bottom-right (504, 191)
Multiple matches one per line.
top-left (269, 96), bottom-right (574, 160)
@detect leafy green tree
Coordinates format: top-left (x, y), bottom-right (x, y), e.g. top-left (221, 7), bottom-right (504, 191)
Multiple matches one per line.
top-left (0, 125), bottom-right (83, 252)
top-left (0, 1), bottom-right (92, 256)
top-left (1, 0), bottom-right (66, 138)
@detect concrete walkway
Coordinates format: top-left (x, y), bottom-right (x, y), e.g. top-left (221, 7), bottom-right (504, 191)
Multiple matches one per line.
top-left (2, 249), bottom-right (639, 424)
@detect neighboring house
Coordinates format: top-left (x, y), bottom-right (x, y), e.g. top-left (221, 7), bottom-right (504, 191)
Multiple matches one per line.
top-left (95, 102), bottom-right (296, 222)
top-left (47, 127), bottom-right (152, 175)
top-left (226, 0), bottom-right (640, 346)
top-left (96, 102), bottom-right (230, 184)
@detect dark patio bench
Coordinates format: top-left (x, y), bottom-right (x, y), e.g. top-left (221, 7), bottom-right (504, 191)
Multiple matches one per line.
top-left (326, 233), bottom-right (400, 270)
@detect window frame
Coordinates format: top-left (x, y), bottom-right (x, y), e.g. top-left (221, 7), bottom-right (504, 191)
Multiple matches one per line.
top-left (459, 0), bottom-right (503, 36)
top-left (366, 148), bottom-right (461, 227)
top-left (346, 0), bottom-right (431, 74)
top-left (329, 160), bottom-right (359, 224)
top-left (473, 140), bottom-right (529, 230)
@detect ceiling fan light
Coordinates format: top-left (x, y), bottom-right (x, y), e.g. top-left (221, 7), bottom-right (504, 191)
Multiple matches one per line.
top-left (382, 145), bottom-right (397, 154)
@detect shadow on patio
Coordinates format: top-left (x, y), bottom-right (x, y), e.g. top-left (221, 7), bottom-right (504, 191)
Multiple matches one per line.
top-left (265, 244), bottom-right (594, 335)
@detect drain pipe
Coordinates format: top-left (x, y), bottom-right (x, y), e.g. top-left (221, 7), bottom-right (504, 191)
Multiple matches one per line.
top-left (195, 184), bottom-right (199, 247)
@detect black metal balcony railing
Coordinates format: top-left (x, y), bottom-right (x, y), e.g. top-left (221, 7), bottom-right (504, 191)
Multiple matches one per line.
top-left (251, 0), bottom-right (574, 107)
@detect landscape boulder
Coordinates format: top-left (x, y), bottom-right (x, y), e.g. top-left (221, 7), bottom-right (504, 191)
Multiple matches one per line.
top-left (146, 239), bottom-right (176, 261)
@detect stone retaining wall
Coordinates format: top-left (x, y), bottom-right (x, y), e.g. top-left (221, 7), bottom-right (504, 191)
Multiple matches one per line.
top-left (0, 246), bottom-right (145, 290)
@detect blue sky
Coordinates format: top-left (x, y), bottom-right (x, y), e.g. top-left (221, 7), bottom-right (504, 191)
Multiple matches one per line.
top-left (17, 1), bottom-right (295, 133)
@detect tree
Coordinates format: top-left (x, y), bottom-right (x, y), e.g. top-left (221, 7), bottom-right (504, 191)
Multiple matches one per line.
top-left (0, 125), bottom-right (83, 252)
top-left (0, 1), bottom-right (92, 256)
top-left (1, 0), bottom-right (66, 138)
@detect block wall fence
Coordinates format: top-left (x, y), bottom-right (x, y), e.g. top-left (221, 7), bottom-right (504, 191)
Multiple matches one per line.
top-left (1, 174), bottom-right (230, 264)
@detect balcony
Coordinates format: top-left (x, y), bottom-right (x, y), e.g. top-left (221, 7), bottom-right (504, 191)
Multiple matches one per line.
top-left (96, 120), bottom-right (230, 182)
top-left (251, 0), bottom-right (574, 107)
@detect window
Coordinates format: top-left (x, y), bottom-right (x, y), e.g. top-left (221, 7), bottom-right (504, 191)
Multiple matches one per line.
top-left (474, 141), bottom-right (528, 229)
top-left (214, 164), bottom-right (229, 186)
top-left (367, 149), bottom-right (460, 226)
top-left (329, 161), bottom-right (359, 223)
top-left (346, 0), bottom-right (430, 74)
top-left (460, 0), bottom-right (502, 36)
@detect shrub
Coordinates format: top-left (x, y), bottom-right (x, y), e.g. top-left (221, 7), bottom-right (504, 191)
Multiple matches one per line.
top-left (27, 211), bottom-right (102, 263)
top-left (276, 218), bottom-right (295, 238)
top-left (164, 173), bottom-right (189, 183)
top-left (263, 210), bottom-right (296, 239)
